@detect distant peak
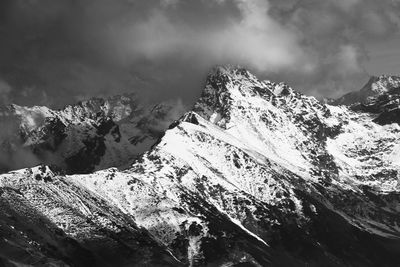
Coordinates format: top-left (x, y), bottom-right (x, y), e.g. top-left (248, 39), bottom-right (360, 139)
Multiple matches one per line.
top-left (208, 65), bottom-right (257, 82)
top-left (369, 75), bottom-right (400, 94)
top-left (333, 74), bottom-right (400, 106)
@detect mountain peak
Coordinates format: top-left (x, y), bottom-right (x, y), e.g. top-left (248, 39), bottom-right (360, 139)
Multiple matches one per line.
top-left (334, 74), bottom-right (400, 106)
top-left (331, 73), bottom-right (400, 125)
top-left (369, 74), bottom-right (400, 94)
top-left (209, 65), bottom-right (257, 81)
top-left (193, 65), bottom-right (311, 130)
top-left (205, 65), bottom-right (266, 96)
top-left (193, 66), bottom-right (274, 127)
top-left (207, 65), bottom-right (299, 98)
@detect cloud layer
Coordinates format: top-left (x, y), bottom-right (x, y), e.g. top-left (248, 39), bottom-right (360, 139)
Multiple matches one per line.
top-left (0, 0), bottom-right (399, 107)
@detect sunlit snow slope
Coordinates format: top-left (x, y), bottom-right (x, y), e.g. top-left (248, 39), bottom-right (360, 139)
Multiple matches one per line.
top-left (1, 66), bottom-right (400, 266)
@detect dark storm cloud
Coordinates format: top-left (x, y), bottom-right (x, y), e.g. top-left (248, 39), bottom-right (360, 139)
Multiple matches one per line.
top-left (0, 0), bottom-right (399, 108)
top-left (0, 0), bottom-right (150, 107)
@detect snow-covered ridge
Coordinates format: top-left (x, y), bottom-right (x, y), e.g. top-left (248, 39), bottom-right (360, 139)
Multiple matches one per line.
top-left (1, 66), bottom-right (400, 266)
top-left (0, 93), bottom-right (183, 174)
top-left (332, 74), bottom-right (400, 126)
top-left (333, 74), bottom-right (400, 106)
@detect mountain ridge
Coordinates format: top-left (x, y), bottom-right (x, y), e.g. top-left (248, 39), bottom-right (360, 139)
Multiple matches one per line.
top-left (332, 74), bottom-right (400, 126)
top-left (1, 66), bottom-right (400, 266)
top-left (0, 93), bottom-right (184, 174)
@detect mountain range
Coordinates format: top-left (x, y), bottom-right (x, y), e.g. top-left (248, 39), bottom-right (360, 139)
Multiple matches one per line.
top-left (1, 66), bottom-right (400, 266)
top-left (0, 95), bottom-right (184, 174)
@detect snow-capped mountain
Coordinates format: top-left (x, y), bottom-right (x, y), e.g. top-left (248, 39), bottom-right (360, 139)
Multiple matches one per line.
top-left (333, 75), bottom-right (400, 125)
top-left (0, 94), bottom-right (184, 174)
top-left (334, 75), bottom-right (400, 106)
top-left (1, 66), bottom-right (400, 266)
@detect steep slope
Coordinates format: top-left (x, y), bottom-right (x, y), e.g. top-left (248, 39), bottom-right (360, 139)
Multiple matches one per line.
top-left (0, 166), bottom-right (182, 266)
top-left (1, 66), bottom-right (400, 266)
top-left (0, 94), bottom-right (183, 174)
top-left (330, 74), bottom-right (400, 191)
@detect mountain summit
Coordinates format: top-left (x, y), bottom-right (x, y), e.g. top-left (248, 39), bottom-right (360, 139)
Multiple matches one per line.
top-left (333, 74), bottom-right (400, 125)
top-left (333, 74), bottom-right (400, 105)
top-left (1, 66), bottom-right (400, 266)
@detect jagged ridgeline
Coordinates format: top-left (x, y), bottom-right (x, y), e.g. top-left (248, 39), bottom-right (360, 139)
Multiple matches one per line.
top-left (1, 66), bottom-right (400, 266)
top-left (0, 95), bottom-right (183, 174)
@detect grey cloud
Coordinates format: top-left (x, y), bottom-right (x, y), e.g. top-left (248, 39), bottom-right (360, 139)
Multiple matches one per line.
top-left (0, 0), bottom-right (399, 108)
top-left (0, 111), bottom-right (41, 172)
top-left (0, 79), bottom-right (12, 104)
top-left (109, 0), bottom-right (310, 71)
top-left (266, 0), bottom-right (400, 97)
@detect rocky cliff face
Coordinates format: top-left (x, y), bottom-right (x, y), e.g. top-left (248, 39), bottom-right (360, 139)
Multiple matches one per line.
top-left (1, 66), bottom-right (400, 266)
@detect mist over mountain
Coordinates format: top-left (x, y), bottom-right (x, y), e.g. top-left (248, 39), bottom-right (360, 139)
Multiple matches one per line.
top-left (1, 0), bottom-right (400, 266)
top-left (1, 66), bottom-right (400, 266)
top-left (0, 94), bottom-right (187, 174)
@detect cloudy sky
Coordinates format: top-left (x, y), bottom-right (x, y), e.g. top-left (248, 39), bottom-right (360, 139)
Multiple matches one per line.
top-left (0, 0), bottom-right (399, 108)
